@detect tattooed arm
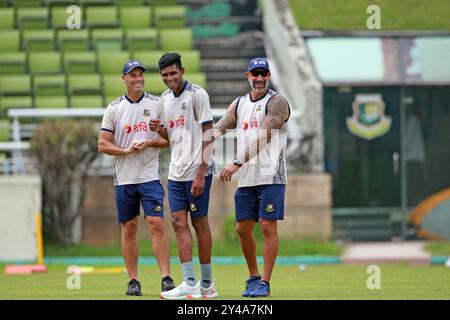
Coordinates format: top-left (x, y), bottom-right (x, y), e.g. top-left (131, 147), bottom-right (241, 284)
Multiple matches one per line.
top-left (213, 98), bottom-right (238, 138)
top-left (220, 95), bottom-right (289, 182)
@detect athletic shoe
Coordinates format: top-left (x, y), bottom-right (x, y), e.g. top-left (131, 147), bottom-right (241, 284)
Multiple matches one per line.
top-left (199, 281), bottom-right (219, 299)
top-left (249, 280), bottom-right (270, 298)
top-left (160, 281), bottom-right (201, 300)
top-left (161, 276), bottom-right (175, 292)
top-left (242, 275), bottom-right (261, 297)
top-left (126, 279), bottom-right (143, 296)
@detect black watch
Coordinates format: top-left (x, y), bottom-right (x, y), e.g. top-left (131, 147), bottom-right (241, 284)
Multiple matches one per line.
top-left (233, 159), bottom-right (243, 167)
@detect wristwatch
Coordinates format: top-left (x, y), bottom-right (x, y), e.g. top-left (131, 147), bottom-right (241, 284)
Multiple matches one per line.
top-left (233, 159), bottom-right (243, 168)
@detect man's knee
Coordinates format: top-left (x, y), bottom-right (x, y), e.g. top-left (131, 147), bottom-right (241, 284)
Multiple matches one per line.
top-left (122, 219), bottom-right (138, 237)
top-left (171, 214), bottom-right (187, 233)
top-left (147, 217), bottom-right (165, 235)
top-left (260, 220), bottom-right (277, 237)
top-left (235, 221), bottom-right (253, 237)
top-left (192, 216), bottom-right (210, 233)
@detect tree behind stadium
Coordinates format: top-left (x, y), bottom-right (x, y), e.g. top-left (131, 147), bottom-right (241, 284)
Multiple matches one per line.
top-left (30, 120), bottom-right (98, 245)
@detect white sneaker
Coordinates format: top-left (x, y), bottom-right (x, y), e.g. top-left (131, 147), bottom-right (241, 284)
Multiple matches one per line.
top-left (160, 281), bottom-right (201, 300)
top-left (199, 281), bottom-right (219, 299)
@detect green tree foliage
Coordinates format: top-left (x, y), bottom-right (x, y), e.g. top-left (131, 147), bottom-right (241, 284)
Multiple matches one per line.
top-left (30, 120), bottom-right (99, 245)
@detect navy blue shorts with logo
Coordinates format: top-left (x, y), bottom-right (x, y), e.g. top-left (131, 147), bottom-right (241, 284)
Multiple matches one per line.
top-left (167, 175), bottom-right (212, 217)
top-left (234, 184), bottom-right (286, 222)
top-left (115, 180), bottom-right (165, 223)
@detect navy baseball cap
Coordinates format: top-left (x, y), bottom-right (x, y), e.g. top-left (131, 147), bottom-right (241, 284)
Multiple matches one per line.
top-left (247, 58), bottom-right (270, 72)
top-left (122, 60), bottom-right (146, 75)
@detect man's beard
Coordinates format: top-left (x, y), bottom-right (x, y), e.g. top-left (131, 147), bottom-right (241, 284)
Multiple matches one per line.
top-left (249, 79), bottom-right (269, 93)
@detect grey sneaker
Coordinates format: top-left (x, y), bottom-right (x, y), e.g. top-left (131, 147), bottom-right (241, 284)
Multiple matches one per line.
top-left (126, 279), bottom-right (143, 296)
top-left (161, 276), bottom-right (175, 292)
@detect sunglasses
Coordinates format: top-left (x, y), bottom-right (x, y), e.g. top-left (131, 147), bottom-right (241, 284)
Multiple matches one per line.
top-left (250, 70), bottom-right (269, 77)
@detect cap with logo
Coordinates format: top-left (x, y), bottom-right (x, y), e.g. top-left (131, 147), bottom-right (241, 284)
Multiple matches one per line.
top-left (122, 60), bottom-right (146, 75)
top-left (247, 58), bottom-right (270, 72)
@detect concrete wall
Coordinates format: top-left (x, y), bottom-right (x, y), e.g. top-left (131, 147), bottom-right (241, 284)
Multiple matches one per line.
top-left (0, 175), bottom-right (41, 261)
top-left (81, 173), bottom-right (332, 244)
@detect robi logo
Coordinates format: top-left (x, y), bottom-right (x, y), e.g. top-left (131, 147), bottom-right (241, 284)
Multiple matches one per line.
top-left (168, 119), bottom-right (174, 128)
top-left (124, 125), bottom-right (132, 134)
top-left (242, 121), bottom-right (249, 131)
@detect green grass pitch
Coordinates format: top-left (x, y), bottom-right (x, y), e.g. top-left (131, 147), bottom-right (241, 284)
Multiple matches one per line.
top-left (1, 263), bottom-right (449, 300)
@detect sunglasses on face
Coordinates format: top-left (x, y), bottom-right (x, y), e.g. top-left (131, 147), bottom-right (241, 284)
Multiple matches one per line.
top-left (250, 70), bottom-right (269, 77)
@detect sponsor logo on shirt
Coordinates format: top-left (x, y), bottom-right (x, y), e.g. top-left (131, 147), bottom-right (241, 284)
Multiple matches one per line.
top-left (123, 121), bottom-right (149, 134)
top-left (242, 117), bottom-right (259, 131)
top-left (168, 116), bottom-right (185, 128)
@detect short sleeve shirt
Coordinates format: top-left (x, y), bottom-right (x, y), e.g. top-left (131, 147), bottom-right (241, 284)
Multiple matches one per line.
top-left (101, 92), bottom-right (162, 186)
top-left (159, 81), bottom-right (216, 181)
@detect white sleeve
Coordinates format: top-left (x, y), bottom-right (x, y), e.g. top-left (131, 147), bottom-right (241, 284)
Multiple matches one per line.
top-left (158, 99), bottom-right (166, 127)
top-left (101, 104), bottom-right (115, 132)
top-left (194, 88), bottom-right (213, 124)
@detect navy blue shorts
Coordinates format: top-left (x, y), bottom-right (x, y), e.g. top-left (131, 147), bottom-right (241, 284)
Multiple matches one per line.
top-left (168, 175), bottom-right (212, 217)
top-left (114, 180), bottom-right (165, 223)
top-left (234, 184), bottom-right (285, 222)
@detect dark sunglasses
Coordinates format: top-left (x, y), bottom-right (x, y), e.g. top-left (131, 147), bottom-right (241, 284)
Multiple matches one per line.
top-left (250, 70), bottom-right (269, 77)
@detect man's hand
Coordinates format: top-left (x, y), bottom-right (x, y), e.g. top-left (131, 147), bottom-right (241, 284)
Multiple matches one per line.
top-left (191, 174), bottom-right (205, 197)
top-left (219, 164), bottom-right (240, 183)
top-left (124, 141), bottom-right (138, 155)
top-left (149, 119), bottom-right (160, 132)
top-left (133, 139), bottom-right (152, 153)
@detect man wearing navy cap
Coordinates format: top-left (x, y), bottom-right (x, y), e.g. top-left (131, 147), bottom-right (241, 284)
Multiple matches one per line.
top-left (214, 57), bottom-right (290, 298)
top-left (98, 60), bottom-right (175, 296)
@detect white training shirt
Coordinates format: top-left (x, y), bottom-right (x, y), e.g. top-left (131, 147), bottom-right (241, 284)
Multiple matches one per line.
top-left (101, 92), bottom-right (162, 186)
top-left (235, 89), bottom-right (289, 188)
top-left (159, 81), bottom-right (216, 181)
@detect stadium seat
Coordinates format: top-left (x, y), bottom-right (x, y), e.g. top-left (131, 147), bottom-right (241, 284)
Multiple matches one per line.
top-left (0, 8), bottom-right (15, 29)
top-left (70, 95), bottom-right (104, 108)
top-left (119, 6), bottom-right (152, 29)
top-left (143, 73), bottom-right (167, 95)
top-left (28, 52), bottom-right (62, 74)
top-left (132, 50), bottom-right (164, 73)
top-left (116, 0), bottom-right (146, 7)
top-left (154, 6), bottom-right (186, 29)
top-left (97, 51), bottom-right (130, 74)
top-left (45, 0), bottom-right (80, 7)
top-left (126, 29), bottom-right (158, 51)
top-left (152, 0), bottom-right (178, 5)
top-left (0, 120), bottom-right (10, 141)
top-left (33, 74), bottom-right (66, 96)
top-left (0, 53), bottom-right (27, 74)
top-left (22, 30), bottom-right (55, 51)
top-left (13, 0), bottom-right (44, 7)
top-left (57, 30), bottom-right (90, 51)
top-left (91, 28), bottom-right (123, 51)
top-left (67, 74), bottom-right (102, 96)
top-left (102, 75), bottom-right (124, 100)
top-left (0, 75), bottom-right (32, 96)
top-left (160, 28), bottom-right (192, 51)
top-left (63, 51), bottom-right (97, 74)
top-left (51, 6), bottom-right (77, 29)
top-left (35, 96), bottom-right (69, 108)
top-left (0, 96), bottom-right (33, 119)
top-left (85, 6), bottom-right (118, 28)
top-left (178, 50), bottom-right (201, 73)
top-left (186, 73), bottom-right (207, 89)
top-left (79, 0), bottom-right (114, 6)
top-left (0, 31), bottom-right (20, 51)
top-left (17, 7), bottom-right (49, 30)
